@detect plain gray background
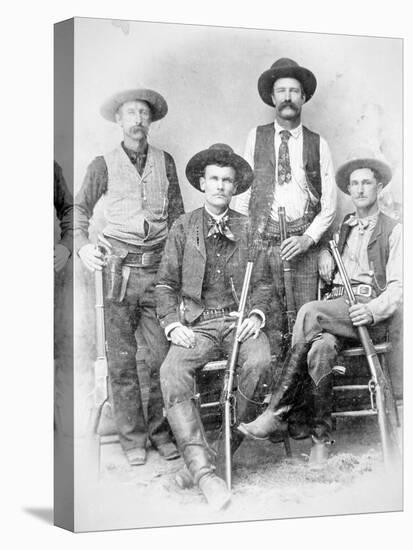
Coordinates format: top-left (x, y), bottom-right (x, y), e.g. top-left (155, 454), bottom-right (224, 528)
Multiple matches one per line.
top-left (64, 18), bottom-right (402, 223)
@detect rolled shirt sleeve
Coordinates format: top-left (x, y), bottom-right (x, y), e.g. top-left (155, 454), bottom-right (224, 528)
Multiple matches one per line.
top-left (304, 137), bottom-right (337, 244)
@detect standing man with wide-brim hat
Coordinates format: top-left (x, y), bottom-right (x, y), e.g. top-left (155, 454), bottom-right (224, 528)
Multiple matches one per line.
top-left (233, 57), bottom-right (337, 439)
top-left (239, 153), bottom-right (402, 465)
top-left (155, 144), bottom-right (272, 509)
top-left (75, 88), bottom-right (184, 466)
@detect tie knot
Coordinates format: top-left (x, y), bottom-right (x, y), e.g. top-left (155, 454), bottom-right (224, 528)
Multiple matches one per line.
top-left (280, 130), bottom-right (291, 142)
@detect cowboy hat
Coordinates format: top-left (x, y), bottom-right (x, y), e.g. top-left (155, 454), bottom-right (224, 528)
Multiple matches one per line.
top-left (185, 144), bottom-right (253, 195)
top-left (258, 58), bottom-right (317, 107)
top-left (336, 154), bottom-right (392, 194)
top-left (100, 88), bottom-right (168, 122)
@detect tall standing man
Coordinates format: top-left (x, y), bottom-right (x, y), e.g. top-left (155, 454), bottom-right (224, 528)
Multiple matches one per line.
top-left (239, 154), bottom-right (402, 465)
top-left (156, 144), bottom-right (272, 510)
top-left (234, 58), bottom-right (337, 435)
top-left (75, 88), bottom-right (184, 466)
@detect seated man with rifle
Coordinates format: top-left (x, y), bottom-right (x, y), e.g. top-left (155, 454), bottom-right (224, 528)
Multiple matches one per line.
top-left (238, 153), bottom-right (402, 466)
top-left (155, 144), bottom-right (272, 510)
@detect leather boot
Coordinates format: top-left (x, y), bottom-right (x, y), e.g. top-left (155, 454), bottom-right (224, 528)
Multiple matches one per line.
top-left (237, 343), bottom-right (310, 440)
top-left (308, 375), bottom-right (334, 468)
top-left (166, 400), bottom-right (231, 510)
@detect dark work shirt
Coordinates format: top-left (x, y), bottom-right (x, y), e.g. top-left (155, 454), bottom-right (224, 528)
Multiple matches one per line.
top-left (121, 142), bottom-right (148, 176)
top-left (54, 161), bottom-right (74, 253)
top-left (201, 209), bottom-right (238, 310)
top-left (74, 142), bottom-right (184, 251)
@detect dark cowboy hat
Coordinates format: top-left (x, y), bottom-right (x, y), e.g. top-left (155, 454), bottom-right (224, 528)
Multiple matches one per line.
top-left (336, 155), bottom-right (392, 195)
top-left (185, 144), bottom-right (253, 195)
top-left (100, 88), bottom-right (168, 122)
top-left (258, 58), bottom-right (317, 107)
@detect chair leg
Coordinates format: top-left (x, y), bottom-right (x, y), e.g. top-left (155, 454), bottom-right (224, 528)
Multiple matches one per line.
top-left (283, 435), bottom-right (292, 458)
top-left (379, 353), bottom-right (400, 427)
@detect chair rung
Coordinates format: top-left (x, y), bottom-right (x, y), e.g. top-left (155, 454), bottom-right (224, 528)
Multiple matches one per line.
top-left (341, 342), bottom-right (392, 357)
top-left (201, 360), bottom-right (227, 372)
top-left (200, 401), bottom-right (220, 409)
top-left (332, 410), bottom-right (377, 417)
top-left (333, 384), bottom-right (370, 391)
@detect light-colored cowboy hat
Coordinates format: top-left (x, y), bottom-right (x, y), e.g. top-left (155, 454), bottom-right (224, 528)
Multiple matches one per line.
top-left (100, 88), bottom-right (168, 122)
top-left (336, 152), bottom-right (392, 194)
top-left (258, 57), bottom-right (317, 107)
top-left (185, 143), bottom-right (253, 195)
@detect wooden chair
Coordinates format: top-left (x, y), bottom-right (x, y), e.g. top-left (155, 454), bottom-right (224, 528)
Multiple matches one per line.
top-left (194, 358), bottom-right (292, 457)
top-left (331, 341), bottom-right (400, 460)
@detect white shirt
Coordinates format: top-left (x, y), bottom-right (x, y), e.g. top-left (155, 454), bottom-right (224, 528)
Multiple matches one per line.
top-left (232, 121), bottom-right (337, 244)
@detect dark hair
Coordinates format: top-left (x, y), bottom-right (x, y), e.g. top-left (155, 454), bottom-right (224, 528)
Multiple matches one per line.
top-left (370, 167), bottom-right (382, 184)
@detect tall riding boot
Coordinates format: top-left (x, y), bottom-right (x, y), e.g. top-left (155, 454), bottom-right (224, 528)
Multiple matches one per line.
top-left (309, 375), bottom-right (334, 468)
top-left (177, 389), bottom-right (251, 489)
top-left (166, 400), bottom-right (231, 510)
top-left (237, 343), bottom-right (310, 440)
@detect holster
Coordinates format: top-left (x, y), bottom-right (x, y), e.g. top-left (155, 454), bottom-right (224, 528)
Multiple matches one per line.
top-left (103, 253), bottom-right (125, 302)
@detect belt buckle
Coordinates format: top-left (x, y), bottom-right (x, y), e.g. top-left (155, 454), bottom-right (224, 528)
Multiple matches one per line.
top-left (357, 284), bottom-right (371, 297)
top-left (141, 252), bottom-right (152, 266)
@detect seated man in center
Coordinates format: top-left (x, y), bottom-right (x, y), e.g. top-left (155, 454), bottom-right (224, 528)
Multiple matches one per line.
top-left (156, 144), bottom-right (272, 510)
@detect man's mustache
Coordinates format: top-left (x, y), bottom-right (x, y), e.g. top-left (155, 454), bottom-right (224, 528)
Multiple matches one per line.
top-left (279, 101), bottom-right (299, 111)
top-left (131, 124), bottom-right (148, 134)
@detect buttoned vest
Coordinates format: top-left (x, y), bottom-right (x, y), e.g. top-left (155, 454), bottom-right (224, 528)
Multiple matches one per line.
top-left (249, 123), bottom-right (321, 234)
top-left (103, 145), bottom-right (169, 247)
top-left (337, 212), bottom-right (399, 295)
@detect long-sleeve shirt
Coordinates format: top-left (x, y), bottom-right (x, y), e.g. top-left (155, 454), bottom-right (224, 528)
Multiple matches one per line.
top-left (233, 121), bottom-right (337, 244)
top-left (54, 161), bottom-right (74, 253)
top-left (74, 143), bottom-right (184, 251)
top-left (333, 214), bottom-right (402, 324)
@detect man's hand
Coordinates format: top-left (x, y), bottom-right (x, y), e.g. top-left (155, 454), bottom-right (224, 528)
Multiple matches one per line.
top-left (318, 249), bottom-right (335, 284)
top-left (78, 243), bottom-right (105, 271)
top-left (170, 325), bottom-right (196, 348)
top-left (280, 234), bottom-right (313, 262)
top-left (237, 314), bottom-right (262, 343)
top-left (54, 244), bottom-right (71, 272)
top-left (349, 303), bottom-right (374, 326)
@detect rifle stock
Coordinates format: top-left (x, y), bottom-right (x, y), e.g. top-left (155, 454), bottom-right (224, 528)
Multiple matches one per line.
top-left (329, 240), bottom-right (400, 468)
top-left (92, 268), bottom-right (109, 434)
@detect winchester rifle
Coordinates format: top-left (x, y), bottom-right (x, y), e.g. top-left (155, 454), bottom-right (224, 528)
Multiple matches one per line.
top-left (219, 226), bottom-right (263, 490)
top-left (278, 206), bottom-right (297, 339)
top-left (329, 239), bottom-right (400, 468)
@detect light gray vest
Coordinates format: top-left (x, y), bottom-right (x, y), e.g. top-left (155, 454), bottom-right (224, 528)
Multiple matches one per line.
top-left (103, 145), bottom-right (169, 247)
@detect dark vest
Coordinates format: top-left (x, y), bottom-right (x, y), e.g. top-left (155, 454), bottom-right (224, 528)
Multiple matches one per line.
top-left (249, 123), bottom-right (321, 235)
top-left (337, 211), bottom-right (398, 295)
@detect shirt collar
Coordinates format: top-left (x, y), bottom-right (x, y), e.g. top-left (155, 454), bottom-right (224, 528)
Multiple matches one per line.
top-left (273, 120), bottom-right (302, 139)
top-left (121, 141), bottom-right (148, 161)
top-left (204, 205), bottom-right (229, 222)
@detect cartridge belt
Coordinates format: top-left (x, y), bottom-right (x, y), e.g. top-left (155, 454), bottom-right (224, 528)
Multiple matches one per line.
top-left (264, 216), bottom-right (311, 243)
top-left (197, 307), bottom-right (237, 323)
top-left (123, 249), bottom-right (162, 268)
top-left (327, 284), bottom-right (376, 300)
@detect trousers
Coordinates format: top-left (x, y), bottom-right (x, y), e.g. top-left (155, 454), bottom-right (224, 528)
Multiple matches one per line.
top-left (293, 296), bottom-right (388, 385)
top-left (104, 264), bottom-right (170, 452)
top-left (160, 316), bottom-right (271, 423)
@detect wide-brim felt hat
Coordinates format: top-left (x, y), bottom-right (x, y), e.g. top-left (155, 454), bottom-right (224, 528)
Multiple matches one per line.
top-left (100, 88), bottom-right (168, 122)
top-left (185, 144), bottom-right (253, 195)
top-left (336, 156), bottom-right (392, 194)
top-left (258, 58), bottom-right (317, 107)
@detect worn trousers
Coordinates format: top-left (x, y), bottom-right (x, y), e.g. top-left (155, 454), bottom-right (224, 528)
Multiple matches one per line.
top-left (265, 241), bottom-right (319, 357)
top-left (293, 296), bottom-right (388, 386)
top-left (104, 264), bottom-right (170, 452)
top-left (160, 316), bottom-right (271, 423)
